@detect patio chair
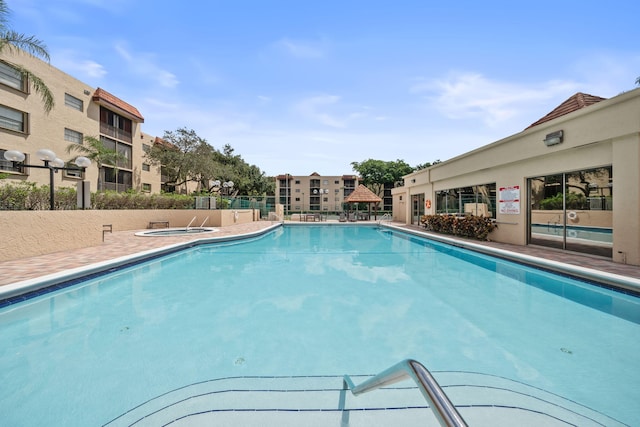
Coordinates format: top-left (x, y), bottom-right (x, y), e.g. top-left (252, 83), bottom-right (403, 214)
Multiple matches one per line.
top-left (339, 213), bottom-right (347, 222)
top-left (348, 213), bottom-right (357, 222)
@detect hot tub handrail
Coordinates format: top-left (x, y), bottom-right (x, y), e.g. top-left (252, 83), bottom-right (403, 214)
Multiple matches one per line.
top-left (199, 216), bottom-right (209, 227)
top-left (343, 359), bottom-right (468, 427)
top-left (185, 216), bottom-right (197, 231)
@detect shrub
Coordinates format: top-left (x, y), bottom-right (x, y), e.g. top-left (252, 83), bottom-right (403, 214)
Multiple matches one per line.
top-left (0, 181), bottom-right (194, 210)
top-left (420, 214), bottom-right (497, 241)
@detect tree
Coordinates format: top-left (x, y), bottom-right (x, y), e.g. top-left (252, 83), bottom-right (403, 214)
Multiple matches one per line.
top-left (636, 76), bottom-right (640, 86)
top-left (145, 128), bottom-right (215, 192)
top-left (351, 159), bottom-right (414, 196)
top-left (414, 160), bottom-right (442, 170)
top-left (66, 136), bottom-right (127, 191)
top-left (145, 128), bottom-right (273, 196)
top-left (0, 1), bottom-right (54, 112)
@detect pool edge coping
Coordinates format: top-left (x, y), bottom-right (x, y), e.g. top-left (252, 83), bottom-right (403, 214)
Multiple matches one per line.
top-left (0, 223), bottom-right (283, 301)
top-left (384, 223), bottom-right (640, 294)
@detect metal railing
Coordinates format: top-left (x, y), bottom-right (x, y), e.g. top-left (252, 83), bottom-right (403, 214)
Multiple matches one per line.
top-left (378, 213), bottom-right (392, 224)
top-left (343, 359), bottom-right (468, 427)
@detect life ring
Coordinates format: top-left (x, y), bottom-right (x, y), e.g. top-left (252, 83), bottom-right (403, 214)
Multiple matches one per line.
top-left (567, 229), bottom-right (578, 238)
top-left (425, 199), bottom-right (432, 209)
top-left (567, 211), bottom-right (577, 221)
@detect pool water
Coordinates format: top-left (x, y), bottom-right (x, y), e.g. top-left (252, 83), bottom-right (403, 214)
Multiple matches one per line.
top-left (0, 225), bottom-right (638, 426)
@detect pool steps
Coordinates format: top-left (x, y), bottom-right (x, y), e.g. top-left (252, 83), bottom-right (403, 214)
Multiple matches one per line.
top-left (103, 371), bottom-right (624, 427)
top-left (344, 359), bottom-right (467, 427)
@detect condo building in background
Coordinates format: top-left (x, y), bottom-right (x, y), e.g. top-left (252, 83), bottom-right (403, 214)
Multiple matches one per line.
top-left (0, 49), bottom-right (163, 195)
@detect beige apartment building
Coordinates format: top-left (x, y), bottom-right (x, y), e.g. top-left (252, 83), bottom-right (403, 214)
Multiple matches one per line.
top-left (276, 173), bottom-right (360, 214)
top-left (0, 50), bottom-right (162, 198)
top-left (393, 89), bottom-right (640, 266)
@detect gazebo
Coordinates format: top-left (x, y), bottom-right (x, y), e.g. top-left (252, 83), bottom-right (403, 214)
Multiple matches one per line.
top-left (344, 184), bottom-right (383, 220)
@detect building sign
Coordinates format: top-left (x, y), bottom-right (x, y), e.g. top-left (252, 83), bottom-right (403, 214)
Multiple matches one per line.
top-left (499, 185), bottom-right (520, 214)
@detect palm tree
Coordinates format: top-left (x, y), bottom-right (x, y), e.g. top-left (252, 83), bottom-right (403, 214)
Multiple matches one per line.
top-left (0, 0), bottom-right (54, 112)
top-left (67, 136), bottom-right (127, 191)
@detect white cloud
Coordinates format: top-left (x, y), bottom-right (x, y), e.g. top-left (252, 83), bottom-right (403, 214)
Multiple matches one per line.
top-left (294, 95), bottom-right (346, 128)
top-left (52, 49), bottom-right (107, 80)
top-left (275, 38), bottom-right (326, 59)
top-left (411, 72), bottom-right (579, 127)
top-left (113, 42), bottom-right (179, 88)
top-left (293, 95), bottom-right (372, 128)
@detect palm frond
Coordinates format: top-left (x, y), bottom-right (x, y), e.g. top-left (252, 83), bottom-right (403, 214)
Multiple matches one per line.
top-left (8, 62), bottom-right (55, 113)
top-left (0, 30), bottom-right (49, 60)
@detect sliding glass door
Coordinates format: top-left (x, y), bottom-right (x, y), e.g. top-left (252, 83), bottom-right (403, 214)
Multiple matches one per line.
top-left (528, 166), bottom-right (612, 257)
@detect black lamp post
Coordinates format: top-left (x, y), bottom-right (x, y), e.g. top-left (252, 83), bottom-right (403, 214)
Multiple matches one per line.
top-left (3, 149), bottom-right (91, 210)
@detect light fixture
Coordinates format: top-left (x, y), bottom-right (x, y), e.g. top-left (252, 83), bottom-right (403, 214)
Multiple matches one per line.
top-left (544, 130), bottom-right (564, 146)
top-left (3, 148), bottom-right (91, 210)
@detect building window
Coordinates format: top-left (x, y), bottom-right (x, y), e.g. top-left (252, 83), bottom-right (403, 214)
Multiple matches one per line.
top-left (142, 143), bottom-right (151, 152)
top-left (142, 163), bottom-right (150, 172)
top-left (65, 93), bottom-right (84, 111)
top-left (0, 61), bottom-right (26, 91)
top-left (64, 128), bottom-right (83, 144)
top-left (295, 180), bottom-right (300, 184)
top-left (295, 188), bottom-right (300, 193)
top-left (322, 179), bottom-right (328, 185)
top-left (101, 136), bottom-right (132, 169)
top-left (334, 180), bottom-right (339, 184)
top-left (0, 104), bottom-right (28, 133)
top-left (142, 183), bottom-right (151, 192)
top-left (0, 149), bottom-right (25, 173)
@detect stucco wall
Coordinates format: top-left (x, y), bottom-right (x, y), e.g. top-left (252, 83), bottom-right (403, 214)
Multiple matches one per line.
top-left (0, 209), bottom-right (257, 261)
top-left (393, 89), bottom-right (640, 265)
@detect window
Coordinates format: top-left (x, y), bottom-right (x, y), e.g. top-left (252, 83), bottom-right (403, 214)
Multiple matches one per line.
top-left (0, 61), bottom-right (26, 91)
top-left (100, 136), bottom-right (132, 169)
top-left (334, 180), bottom-right (339, 184)
top-left (322, 179), bottom-right (328, 185)
top-left (142, 163), bottom-right (150, 172)
top-left (0, 149), bottom-right (25, 173)
top-left (0, 104), bottom-right (28, 133)
top-left (142, 143), bottom-right (151, 152)
top-left (64, 128), bottom-right (83, 144)
top-left (142, 183), bottom-right (151, 192)
top-left (295, 180), bottom-right (300, 184)
top-left (65, 93), bottom-right (83, 111)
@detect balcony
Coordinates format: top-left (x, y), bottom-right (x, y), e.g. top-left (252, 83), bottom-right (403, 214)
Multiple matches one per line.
top-left (100, 122), bottom-right (132, 143)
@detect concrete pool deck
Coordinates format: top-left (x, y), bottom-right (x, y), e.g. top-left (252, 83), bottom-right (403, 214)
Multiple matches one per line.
top-left (1, 220), bottom-right (639, 289)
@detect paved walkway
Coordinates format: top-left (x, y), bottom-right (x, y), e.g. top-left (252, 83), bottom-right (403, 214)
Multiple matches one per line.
top-left (1, 221), bottom-right (639, 288)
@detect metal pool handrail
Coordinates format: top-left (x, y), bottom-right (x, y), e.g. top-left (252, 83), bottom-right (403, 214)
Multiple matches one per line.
top-left (185, 216), bottom-right (197, 231)
top-left (343, 359), bottom-right (468, 427)
top-left (378, 213), bottom-right (392, 224)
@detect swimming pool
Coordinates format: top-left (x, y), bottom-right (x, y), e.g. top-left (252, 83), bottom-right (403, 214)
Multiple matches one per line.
top-left (0, 225), bottom-right (638, 426)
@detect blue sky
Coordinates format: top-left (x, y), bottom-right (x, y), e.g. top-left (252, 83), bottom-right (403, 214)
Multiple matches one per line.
top-left (9, 0), bottom-right (640, 176)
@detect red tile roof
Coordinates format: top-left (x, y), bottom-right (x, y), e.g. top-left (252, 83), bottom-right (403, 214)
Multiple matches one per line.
top-left (526, 92), bottom-right (606, 129)
top-left (92, 88), bottom-right (145, 122)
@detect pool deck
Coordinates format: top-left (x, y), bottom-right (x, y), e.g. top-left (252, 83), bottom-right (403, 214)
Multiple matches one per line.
top-left (1, 220), bottom-right (639, 289)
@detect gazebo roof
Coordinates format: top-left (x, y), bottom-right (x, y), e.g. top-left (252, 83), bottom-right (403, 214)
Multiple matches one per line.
top-left (344, 184), bottom-right (382, 203)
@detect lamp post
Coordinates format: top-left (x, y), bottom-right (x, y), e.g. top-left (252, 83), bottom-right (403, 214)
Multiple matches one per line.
top-left (222, 180), bottom-right (234, 196)
top-left (3, 149), bottom-right (91, 210)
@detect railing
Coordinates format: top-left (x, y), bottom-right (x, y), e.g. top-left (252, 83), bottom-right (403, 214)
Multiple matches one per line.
top-left (343, 359), bottom-right (468, 427)
top-left (199, 216), bottom-right (209, 227)
top-left (185, 216), bottom-right (197, 231)
top-left (378, 213), bottom-right (392, 224)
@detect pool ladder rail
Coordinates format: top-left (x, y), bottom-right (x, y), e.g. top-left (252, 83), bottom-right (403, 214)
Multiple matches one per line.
top-left (344, 359), bottom-right (468, 427)
top-left (378, 213), bottom-right (392, 225)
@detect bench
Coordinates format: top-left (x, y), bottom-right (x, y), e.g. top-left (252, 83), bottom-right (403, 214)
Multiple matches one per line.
top-left (148, 221), bottom-right (169, 229)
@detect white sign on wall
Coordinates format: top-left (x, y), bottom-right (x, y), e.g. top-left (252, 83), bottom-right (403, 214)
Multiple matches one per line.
top-left (499, 185), bottom-right (520, 214)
